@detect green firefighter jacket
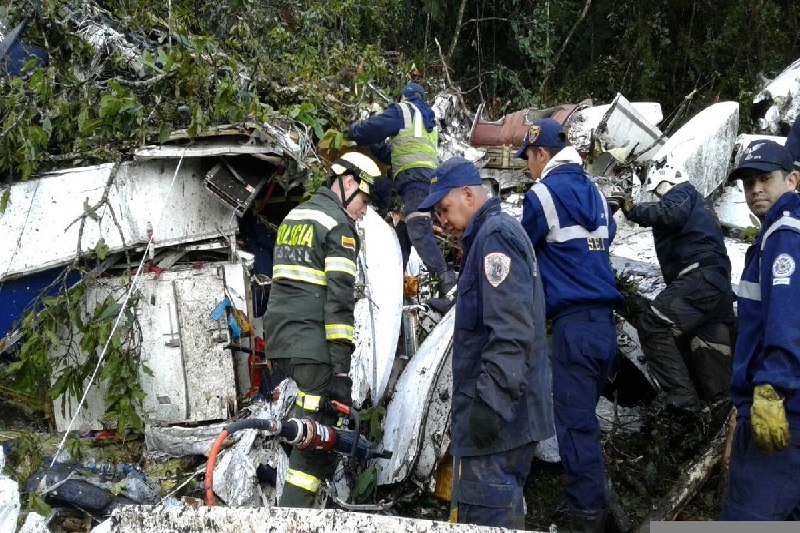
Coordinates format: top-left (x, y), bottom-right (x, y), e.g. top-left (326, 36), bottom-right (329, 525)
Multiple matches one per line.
top-left (263, 187), bottom-right (360, 375)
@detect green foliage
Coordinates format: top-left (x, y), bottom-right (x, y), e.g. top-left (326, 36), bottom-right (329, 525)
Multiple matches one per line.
top-left (358, 405), bottom-right (387, 441)
top-left (6, 280), bottom-right (145, 433)
top-left (739, 214), bottom-right (761, 244)
top-left (352, 463), bottom-right (380, 504)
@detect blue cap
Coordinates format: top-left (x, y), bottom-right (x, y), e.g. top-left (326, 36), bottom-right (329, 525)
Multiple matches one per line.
top-left (727, 140), bottom-right (794, 183)
top-left (419, 157), bottom-right (482, 210)
top-left (514, 118), bottom-right (567, 159)
top-left (401, 82), bottom-right (426, 101)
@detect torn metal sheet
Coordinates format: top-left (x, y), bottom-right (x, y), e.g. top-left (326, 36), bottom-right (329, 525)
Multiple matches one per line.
top-left (18, 512), bottom-right (48, 533)
top-left (63, 2), bottom-right (148, 78)
top-left (107, 504), bottom-right (542, 532)
top-left (145, 422), bottom-right (228, 458)
top-left (377, 309), bottom-right (455, 486)
top-left (568, 94), bottom-right (665, 161)
top-left (646, 101), bottom-right (739, 199)
top-left (351, 208), bottom-right (403, 407)
top-left (753, 57), bottom-right (800, 134)
top-left (0, 159), bottom-right (237, 282)
top-left (596, 397), bottom-right (644, 435)
top-left (416, 351), bottom-right (452, 492)
top-left (0, 449), bottom-right (21, 533)
top-left (209, 380), bottom-right (296, 506)
top-left (616, 317), bottom-right (657, 389)
top-left (51, 264), bottom-right (241, 431)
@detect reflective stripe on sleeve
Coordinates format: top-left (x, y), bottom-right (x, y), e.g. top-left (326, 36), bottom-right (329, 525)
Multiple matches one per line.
top-left (295, 391), bottom-right (322, 412)
top-left (325, 256), bottom-right (357, 277)
top-left (737, 280), bottom-right (761, 301)
top-left (325, 324), bottom-right (354, 341)
top-left (531, 184), bottom-right (609, 243)
top-left (285, 468), bottom-right (321, 493)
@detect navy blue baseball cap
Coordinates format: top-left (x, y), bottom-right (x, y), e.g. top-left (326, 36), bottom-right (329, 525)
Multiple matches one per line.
top-left (514, 118), bottom-right (568, 159)
top-left (401, 82), bottom-right (426, 101)
top-left (727, 140), bottom-right (793, 183)
top-left (419, 157), bottom-right (482, 210)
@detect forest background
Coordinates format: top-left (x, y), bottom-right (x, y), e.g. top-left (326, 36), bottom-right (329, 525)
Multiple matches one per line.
top-left (2, 0), bottom-right (799, 190)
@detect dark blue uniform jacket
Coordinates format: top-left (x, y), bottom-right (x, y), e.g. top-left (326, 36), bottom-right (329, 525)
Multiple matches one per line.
top-left (626, 181), bottom-right (731, 286)
top-left (733, 192), bottom-right (800, 435)
top-left (452, 197), bottom-right (554, 457)
top-left (348, 97), bottom-right (436, 190)
top-left (521, 162), bottom-right (623, 318)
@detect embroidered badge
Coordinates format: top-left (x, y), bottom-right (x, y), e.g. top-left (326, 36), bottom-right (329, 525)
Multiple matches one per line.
top-left (484, 252), bottom-right (511, 287)
top-left (772, 253), bottom-right (795, 285)
top-left (527, 125), bottom-right (541, 144)
top-left (341, 236), bottom-right (356, 251)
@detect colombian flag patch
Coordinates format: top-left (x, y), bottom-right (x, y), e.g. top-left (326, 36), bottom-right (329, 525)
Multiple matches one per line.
top-left (341, 236), bottom-right (356, 250)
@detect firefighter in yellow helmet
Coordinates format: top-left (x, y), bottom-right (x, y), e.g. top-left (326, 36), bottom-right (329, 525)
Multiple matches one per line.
top-left (263, 151), bottom-right (390, 508)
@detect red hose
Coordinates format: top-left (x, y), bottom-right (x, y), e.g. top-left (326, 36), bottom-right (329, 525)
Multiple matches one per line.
top-left (205, 429), bottom-right (230, 506)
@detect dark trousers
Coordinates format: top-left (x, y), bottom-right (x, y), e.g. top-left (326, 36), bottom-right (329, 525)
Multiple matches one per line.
top-left (552, 306), bottom-right (617, 512)
top-left (453, 442), bottom-right (536, 529)
top-left (636, 270), bottom-right (733, 409)
top-left (722, 419), bottom-right (800, 520)
top-left (273, 359), bottom-right (336, 508)
top-left (399, 181), bottom-right (448, 275)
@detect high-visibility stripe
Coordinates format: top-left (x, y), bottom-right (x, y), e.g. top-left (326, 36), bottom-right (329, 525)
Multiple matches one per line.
top-left (737, 280), bottom-right (761, 301)
top-left (761, 214), bottom-right (800, 252)
top-left (285, 468), bottom-right (321, 493)
top-left (295, 391), bottom-right (322, 412)
top-left (272, 264), bottom-right (326, 285)
top-left (284, 208), bottom-right (337, 230)
top-left (531, 184), bottom-right (610, 243)
top-left (325, 324), bottom-right (354, 341)
top-left (325, 257), bottom-right (357, 277)
top-left (405, 211), bottom-right (431, 221)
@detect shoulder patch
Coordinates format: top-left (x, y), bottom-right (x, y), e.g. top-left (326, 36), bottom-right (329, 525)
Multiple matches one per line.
top-left (484, 252), bottom-right (511, 288)
top-left (341, 236), bottom-right (356, 251)
top-left (772, 253), bottom-right (795, 278)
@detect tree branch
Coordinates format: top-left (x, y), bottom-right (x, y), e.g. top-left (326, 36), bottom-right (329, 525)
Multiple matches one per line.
top-left (539, 0), bottom-right (593, 101)
top-left (447, 0), bottom-right (468, 60)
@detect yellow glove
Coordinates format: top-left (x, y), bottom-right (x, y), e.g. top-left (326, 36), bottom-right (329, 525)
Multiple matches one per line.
top-left (751, 384), bottom-right (790, 452)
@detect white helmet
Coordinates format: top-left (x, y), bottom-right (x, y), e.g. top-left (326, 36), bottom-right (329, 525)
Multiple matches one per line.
top-left (644, 163), bottom-right (689, 193)
top-left (330, 151), bottom-right (382, 196)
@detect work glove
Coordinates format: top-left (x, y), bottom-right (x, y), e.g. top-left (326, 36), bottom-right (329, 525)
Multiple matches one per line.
top-left (621, 194), bottom-right (635, 215)
top-left (468, 398), bottom-right (501, 449)
top-left (751, 384), bottom-right (790, 452)
top-left (327, 375), bottom-right (353, 407)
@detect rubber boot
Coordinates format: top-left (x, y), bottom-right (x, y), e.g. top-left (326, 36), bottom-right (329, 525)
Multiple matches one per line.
top-left (427, 269), bottom-right (457, 314)
top-left (568, 508), bottom-right (607, 533)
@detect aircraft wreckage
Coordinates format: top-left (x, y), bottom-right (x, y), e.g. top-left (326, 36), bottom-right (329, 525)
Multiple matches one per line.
top-left (4, 50), bottom-right (800, 533)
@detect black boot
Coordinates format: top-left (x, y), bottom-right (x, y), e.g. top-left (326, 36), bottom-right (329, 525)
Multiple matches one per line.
top-left (568, 508), bottom-right (607, 533)
top-left (427, 269), bottom-right (457, 314)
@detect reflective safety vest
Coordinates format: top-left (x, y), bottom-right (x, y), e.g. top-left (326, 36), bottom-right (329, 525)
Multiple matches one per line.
top-left (263, 187), bottom-right (359, 372)
top-left (390, 102), bottom-right (438, 175)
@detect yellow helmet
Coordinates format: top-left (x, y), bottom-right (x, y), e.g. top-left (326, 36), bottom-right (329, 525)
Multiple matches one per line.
top-left (331, 152), bottom-right (381, 196)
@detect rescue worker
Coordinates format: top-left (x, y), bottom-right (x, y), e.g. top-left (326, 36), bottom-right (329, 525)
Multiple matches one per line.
top-left (621, 163), bottom-right (734, 414)
top-left (263, 152), bottom-right (391, 508)
top-left (418, 157), bottom-right (553, 529)
top-left (517, 118), bottom-right (623, 532)
top-left (348, 82), bottom-right (456, 310)
top-left (722, 140), bottom-right (800, 520)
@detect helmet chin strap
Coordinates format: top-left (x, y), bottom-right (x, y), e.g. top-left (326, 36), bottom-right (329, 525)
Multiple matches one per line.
top-left (336, 175), bottom-right (362, 211)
